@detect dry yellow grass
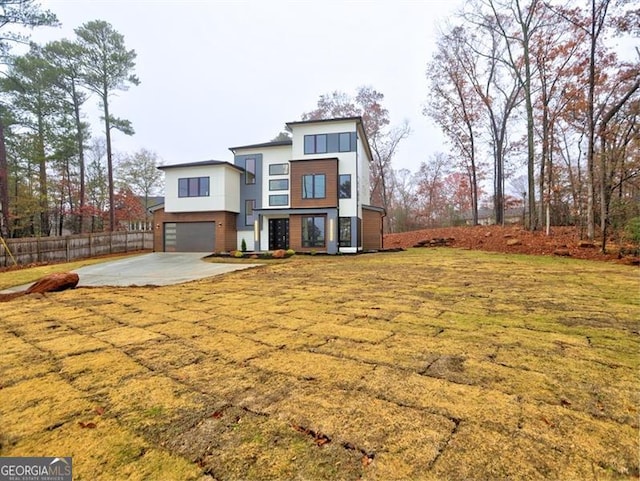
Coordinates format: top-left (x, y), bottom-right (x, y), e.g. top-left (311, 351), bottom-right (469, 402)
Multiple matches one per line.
top-left (0, 249), bottom-right (638, 480)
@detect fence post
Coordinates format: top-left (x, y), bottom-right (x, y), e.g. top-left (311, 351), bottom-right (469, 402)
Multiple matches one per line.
top-left (66, 236), bottom-right (70, 261)
top-left (37, 236), bottom-right (41, 263)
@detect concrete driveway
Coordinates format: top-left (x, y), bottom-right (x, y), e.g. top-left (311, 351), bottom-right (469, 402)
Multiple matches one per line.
top-left (2, 253), bottom-right (258, 292)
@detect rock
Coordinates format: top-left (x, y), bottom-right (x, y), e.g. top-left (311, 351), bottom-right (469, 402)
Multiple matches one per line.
top-left (553, 248), bottom-right (571, 257)
top-left (577, 240), bottom-right (595, 248)
top-left (272, 249), bottom-right (286, 258)
top-left (26, 272), bottom-right (79, 294)
top-left (506, 238), bottom-right (522, 246)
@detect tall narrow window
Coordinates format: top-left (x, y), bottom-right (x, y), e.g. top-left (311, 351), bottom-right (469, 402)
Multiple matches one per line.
top-left (339, 217), bottom-right (351, 247)
top-left (302, 216), bottom-right (325, 247)
top-left (339, 174), bottom-right (351, 199)
top-left (245, 199), bottom-right (255, 226)
top-left (302, 174), bottom-right (325, 199)
top-left (245, 157), bottom-right (256, 184)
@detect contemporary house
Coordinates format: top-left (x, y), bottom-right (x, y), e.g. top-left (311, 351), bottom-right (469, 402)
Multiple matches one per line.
top-left (152, 116), bottom-right (384, 254)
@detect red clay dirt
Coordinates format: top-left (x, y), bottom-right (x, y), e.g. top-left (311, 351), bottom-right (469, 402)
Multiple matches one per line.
top-left (383, 225), bottom-right (636, 263)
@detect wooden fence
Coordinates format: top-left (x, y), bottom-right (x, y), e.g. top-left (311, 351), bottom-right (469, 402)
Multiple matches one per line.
top-left (0, 231), bottom-right (154, 267)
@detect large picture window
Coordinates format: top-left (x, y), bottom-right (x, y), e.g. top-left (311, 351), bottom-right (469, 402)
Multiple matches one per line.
top-left (302, 174), bottom-right (325, 199)
top-left (245, 157), bottom-right (256, 184)
top-left (339, 174), bottom-right (351, 199)
top-left (302, 216), bottom-right (325, 248)
top-left (178, 177), bottom-right (209, 197)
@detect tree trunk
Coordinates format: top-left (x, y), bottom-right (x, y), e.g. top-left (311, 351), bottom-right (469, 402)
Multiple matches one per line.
top-left (103, 93), bottom-right (115, 232)
top-left (73, 80), bottom-right (86, 233)
top-left (37, 114), bottom-right (50, 236)
top-left (0, 117), bottom-right (10, 238)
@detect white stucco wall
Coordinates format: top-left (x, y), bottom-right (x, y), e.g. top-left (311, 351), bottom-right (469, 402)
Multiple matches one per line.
top-left (163, 164), bottom-right (241, 213)
top-left (290, 119), bottom-right (358, 159)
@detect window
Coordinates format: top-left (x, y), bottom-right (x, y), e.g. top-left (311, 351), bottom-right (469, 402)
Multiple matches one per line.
top-left (304, 132), bottom-right (357, 154)
top-left (302, 216), bottom-right (325, 247)
top-left (178, 177), bottom-right (209, 197)
top-left (339, 217), bottom-right (351, 247)
top-left (269, 163), bottom-right (289, 175)
top-left (245, 157), bottom-right (256, 184)
top-left (269, 179), bottom-right (289, 191)
top-left (302, 174), bottom-right (325, 199)
top-left (339, 174), bottom-right (351, 199)
top-left (245, 199), bottom-right (255, 226)
top-left (304, 134), bottom-right (328, 154)
top-left (269, 194), bottom-right (289, 206)
top-left (339, 132), bottom-right (351, 152)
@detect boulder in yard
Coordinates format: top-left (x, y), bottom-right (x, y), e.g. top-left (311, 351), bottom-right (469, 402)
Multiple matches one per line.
top-left (506, 238), bottom-right (522, 246)
top-left (26, 272), bottom-right (79, 294)
top-left (272, 249), bottom-right (286, 258)
top-left (553, 248), bottom-right (571, 257)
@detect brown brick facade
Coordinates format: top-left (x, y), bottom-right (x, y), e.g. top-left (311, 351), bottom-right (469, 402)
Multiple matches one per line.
top-left (152, 208), bottom-right (237, 252)
top-left (290, 158), bottom-right (338, 209)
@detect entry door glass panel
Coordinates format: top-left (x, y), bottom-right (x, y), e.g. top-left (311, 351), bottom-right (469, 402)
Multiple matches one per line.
top-left (269, 219), bottom-right (289, 250)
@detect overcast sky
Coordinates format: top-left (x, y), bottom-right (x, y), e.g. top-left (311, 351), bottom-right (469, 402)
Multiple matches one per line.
top-left (32, 0), bottom-right (464, 171)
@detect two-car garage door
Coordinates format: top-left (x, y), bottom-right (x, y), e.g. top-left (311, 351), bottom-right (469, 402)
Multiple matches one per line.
top-left (164, 222), bottom-right (216, 252)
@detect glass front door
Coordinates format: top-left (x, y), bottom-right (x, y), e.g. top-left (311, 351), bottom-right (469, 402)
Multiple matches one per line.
top-left (268, 218), bottom-right (289, 250)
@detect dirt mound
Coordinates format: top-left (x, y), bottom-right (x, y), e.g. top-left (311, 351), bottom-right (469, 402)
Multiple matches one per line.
top-left (384, 225), bottom-right (630, 262)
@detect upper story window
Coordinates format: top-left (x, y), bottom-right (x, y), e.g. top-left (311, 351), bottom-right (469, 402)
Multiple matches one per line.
top-left (302, 174), bottom-right (325, 199)
top-left (245, 157), bottom-right (256, 184)
top-left (304, 132), bottom-right (356, 155)
top-left (178, 177), bottom-right (209, 197)
top-left (269, 163), bottom-right (289, 175)
top-left (339, 174), bottom-right (351, 199)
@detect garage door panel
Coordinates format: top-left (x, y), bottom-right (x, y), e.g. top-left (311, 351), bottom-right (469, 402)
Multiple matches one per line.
top-left (164, 222), bottom-right (215, 252)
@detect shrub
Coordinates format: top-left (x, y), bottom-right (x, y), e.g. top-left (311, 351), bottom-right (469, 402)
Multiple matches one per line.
top-left (286, 249), bottom-right (295, 256)
top-left (234, 250), bottom-right (244, 258)
top-left (241, 239), bottom-right (247, 252)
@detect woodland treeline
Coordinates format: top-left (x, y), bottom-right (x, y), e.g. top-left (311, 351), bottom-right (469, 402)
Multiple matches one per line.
top-left (420, 0), bottom-right (638, 248)
top-left (0, 0), bottom-right (161, 239)
top-left (0, 0), bottom-right (637, 250)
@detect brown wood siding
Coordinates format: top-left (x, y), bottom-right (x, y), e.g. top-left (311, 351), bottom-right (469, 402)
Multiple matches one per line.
top-left (290, 158), bottom-right (338, 209)
top-left (152, 208), bottom-right (237, 252)
top-left (362, 208), bottom-right (383, 250)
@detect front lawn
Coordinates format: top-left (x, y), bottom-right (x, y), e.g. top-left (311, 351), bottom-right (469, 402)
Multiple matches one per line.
top-left (0, 249), bottom-right (637, 480)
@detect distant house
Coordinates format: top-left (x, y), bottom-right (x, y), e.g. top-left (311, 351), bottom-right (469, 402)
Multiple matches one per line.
top-left (120, 195), bottom-right (164, 231)
top-left (152, 116), bottom-right (384, 254)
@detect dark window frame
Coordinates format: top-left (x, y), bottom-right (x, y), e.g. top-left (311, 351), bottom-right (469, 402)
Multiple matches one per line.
top-left (269, 163), bottom-right (289, 175)
top-left (245, 157), bottom-right (256, 185)
top-left (339, 174), bottom-right (351, 199)
top-left (302, 215), bottom-right (326, 248)
top-left (269, 194), bottom-right (289, 206)
top-left (245, 199), bottom-right (256, 226)
top-left (302, 174), bottom-right (326, 199)
top-left (178, 176), bottom-right (210, 197)
top-left (269, 179), bottom-right (289, 191)
top-left (339, 217), bottom-right (351, 247)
